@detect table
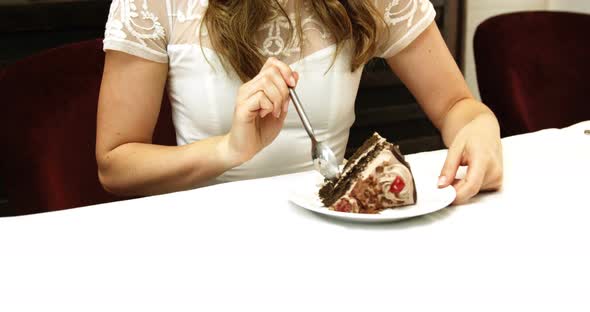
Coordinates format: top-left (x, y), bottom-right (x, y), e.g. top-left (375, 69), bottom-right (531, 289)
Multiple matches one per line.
top-left (1, 121), bottom-right (589, 311)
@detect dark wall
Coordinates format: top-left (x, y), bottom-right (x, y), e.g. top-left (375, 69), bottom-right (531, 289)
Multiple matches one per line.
top-left (0, 178), bottom-right (6, 211)
top-left (0, 1), bottom-right (110, 67)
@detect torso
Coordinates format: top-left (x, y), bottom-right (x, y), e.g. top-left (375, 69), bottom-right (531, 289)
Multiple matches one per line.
top-left (103, 0), bottom-right (437, 184)
top-left (165, 1), bottom-right (362, 183)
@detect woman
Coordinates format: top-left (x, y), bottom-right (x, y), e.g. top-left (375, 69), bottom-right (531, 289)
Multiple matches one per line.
top-left (97, 0), bottom-right (503, 204)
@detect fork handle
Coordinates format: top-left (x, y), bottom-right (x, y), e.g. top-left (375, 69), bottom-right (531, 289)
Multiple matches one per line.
top-left (289, 88), bottom-right (317, 143)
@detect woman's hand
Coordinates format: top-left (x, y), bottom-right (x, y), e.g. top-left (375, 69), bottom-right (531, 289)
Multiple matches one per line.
top-left (438, 113), bottom-right (504, 204)
top-left (223, 57), bottom-right (299, 165)
top-left (383, 23), bottom-right (503, 204)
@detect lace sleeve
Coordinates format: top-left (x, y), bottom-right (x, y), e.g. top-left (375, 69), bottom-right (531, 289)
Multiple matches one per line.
top-left (373, 0), bottom-right (436, 59)
top-left (103, 0), bottom-right (170, 63)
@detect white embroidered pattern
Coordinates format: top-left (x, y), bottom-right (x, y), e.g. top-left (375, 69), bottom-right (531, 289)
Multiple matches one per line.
top-left (169, 0), bottom-right (329, 58)
top-left (105, 0), bottom-right (166, 46)
top-left (105, 0), bottom-right (431, 59)
top-left (384, 0), bottom-right (429, 27)
top-left (258, 1), bottom-right (329, 58)
top-left (175, 0), bottom-right (209, 38)
top-left (258, 14), bottom-right (329, 57)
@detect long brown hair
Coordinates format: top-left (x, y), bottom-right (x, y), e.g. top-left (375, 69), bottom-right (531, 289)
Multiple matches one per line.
top-left (202, 0), bottom-right (385, 82)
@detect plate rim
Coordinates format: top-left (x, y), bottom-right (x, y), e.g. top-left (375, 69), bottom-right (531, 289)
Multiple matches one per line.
top-left (288, 184), bottom-right (456, 222)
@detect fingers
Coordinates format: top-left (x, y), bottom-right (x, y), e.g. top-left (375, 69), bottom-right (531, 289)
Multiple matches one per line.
top-left (452, 158), bottom-right (486, 204)
top-left (244, 91), bottom-right (274, 120)
top-left (438, 141), bottom-right (465, 188)
top-left (282, 71), bottom-right (298, 112)
top-left (260, 58), bottom-right (297, 116)
top-left (261, 67), bottom-right (289, 118)
top-left (234, 57), bottom-right (298, 124)
top-left (484, 144), bottom-right (504, 191)
top-left (238, 58), bottom-right (297, 119)
top-left (262, 57), bottom-right (297, 88)
top-left (247, 74), bottom-right (282, 118)
top-left (440, 147), bottom-right (503, 204)
top-left (481, 160), bottom-right (503, 191)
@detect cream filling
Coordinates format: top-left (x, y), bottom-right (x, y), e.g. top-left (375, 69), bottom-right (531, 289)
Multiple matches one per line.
top-left (330, 134), bottom-right (386, 190)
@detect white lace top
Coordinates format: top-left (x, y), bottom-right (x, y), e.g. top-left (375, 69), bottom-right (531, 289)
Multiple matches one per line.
top-left (103, 0), bottom-right (436, 184)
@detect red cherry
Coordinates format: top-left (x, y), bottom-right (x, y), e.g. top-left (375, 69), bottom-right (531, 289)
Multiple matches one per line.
top-left (389, 176), bottom-right (406, 195)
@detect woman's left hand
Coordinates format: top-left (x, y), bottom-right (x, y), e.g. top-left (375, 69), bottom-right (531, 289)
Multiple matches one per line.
top-left (437, 114), bottom-right (504, 204)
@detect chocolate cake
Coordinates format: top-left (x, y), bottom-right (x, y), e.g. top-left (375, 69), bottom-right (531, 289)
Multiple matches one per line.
top-left (319, 133), bottom-right (417, 214)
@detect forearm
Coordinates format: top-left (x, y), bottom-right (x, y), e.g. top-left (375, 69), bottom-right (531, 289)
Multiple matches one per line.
top-left (97, 135), bottom-right (239, 196)
top-left (439, 98), bottom-right (500, 147)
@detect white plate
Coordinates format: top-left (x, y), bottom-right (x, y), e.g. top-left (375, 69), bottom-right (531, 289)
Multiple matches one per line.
top-left (288, 172), bottom-right (456, 223)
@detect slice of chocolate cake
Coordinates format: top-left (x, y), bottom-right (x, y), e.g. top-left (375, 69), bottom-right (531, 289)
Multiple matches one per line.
top-left (319, 133), bottom-right (417, 214)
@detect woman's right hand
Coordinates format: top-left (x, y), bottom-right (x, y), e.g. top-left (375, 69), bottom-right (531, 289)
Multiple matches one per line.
top-left (224, 57), bottom-right (299, 165)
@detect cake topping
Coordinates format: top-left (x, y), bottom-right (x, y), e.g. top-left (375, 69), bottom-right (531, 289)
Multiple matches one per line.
top-left (376, 161), bottom-right (412, 202)
top-left (389, 176), bottom-right (406, 195)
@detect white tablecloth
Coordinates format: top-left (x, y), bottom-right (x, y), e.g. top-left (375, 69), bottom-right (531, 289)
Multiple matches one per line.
top-left (1, 121), bottom-right (589, 312)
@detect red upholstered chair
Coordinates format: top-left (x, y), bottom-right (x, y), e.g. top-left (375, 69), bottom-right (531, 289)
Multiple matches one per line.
top-left (0, 39), bottom-right (176, 217)
top-left (474, 11), bottom-right (590, 137)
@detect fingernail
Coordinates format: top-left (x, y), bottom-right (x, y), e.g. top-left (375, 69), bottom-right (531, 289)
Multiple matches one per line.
top-left (289, 77), bottom-right (296, 86)
top-left (438, 176), bottom-right (447, 187)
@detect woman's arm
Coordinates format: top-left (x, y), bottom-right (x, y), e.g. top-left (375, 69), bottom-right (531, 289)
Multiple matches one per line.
top-left (97, 52), bottom-right (296, 196)
top-left (385, 23), bottom-right (503, 203)
top-left (96, 51), bottom-right (240, 196)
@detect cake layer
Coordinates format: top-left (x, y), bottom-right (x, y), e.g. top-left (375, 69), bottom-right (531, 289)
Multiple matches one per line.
top-left (319, 138), bottom-right (386, 208)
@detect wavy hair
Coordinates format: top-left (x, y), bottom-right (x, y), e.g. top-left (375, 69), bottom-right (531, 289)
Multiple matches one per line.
top-left (202, 0), bottom-right (385, 81)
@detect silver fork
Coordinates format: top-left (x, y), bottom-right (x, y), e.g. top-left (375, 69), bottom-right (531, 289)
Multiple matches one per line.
top-left (289, 88), bottom-right (341, 181)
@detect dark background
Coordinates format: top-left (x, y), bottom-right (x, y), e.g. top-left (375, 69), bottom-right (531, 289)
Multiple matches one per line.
top-left (0, 0), bottom-right (464, 211)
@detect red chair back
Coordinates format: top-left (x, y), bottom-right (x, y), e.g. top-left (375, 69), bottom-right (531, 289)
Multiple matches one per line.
top-left (474, 11), bottom-right (590, 137)
top-left (0, 39), bottom-right (176, 216)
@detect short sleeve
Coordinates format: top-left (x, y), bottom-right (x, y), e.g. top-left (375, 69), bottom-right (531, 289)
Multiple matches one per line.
top-left (373, 0), bottom-right (437, 59)
top-left (103, 0), bottom-right (170, 63)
